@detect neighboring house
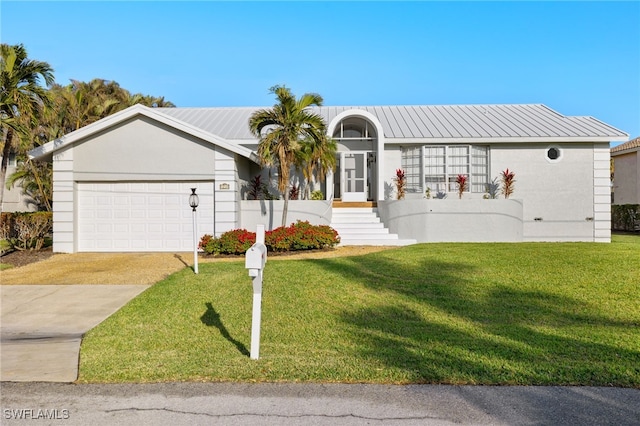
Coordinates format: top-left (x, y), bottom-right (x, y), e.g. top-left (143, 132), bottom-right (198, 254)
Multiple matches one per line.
top-left (0, 154), bottom-right (37, 212)
top-left (611, 137), bottom-right (640, 205)
top-left (29, 103), bottom-right (627, 253)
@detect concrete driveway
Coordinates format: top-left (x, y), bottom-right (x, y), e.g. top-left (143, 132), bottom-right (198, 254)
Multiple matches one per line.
top-left (1, 285), bottom-right (148, 382)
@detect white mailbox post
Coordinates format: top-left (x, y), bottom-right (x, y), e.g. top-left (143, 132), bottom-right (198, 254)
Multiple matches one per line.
top-left (245, 224), bottom-right (267, 360)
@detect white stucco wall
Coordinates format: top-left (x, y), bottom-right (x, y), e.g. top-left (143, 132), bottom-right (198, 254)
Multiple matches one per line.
top-left (377, 199), bottom-right (523, 242)
top-left (240, 200), bottom-right (332, 231)
top-left (488, 143), bottom-right (603, 241)
top-left (612, 150), bottom-right (639, 205)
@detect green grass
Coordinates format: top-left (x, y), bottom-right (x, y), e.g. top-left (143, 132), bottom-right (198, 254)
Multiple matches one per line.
top-left (79, 235), bottom-right (640, 386)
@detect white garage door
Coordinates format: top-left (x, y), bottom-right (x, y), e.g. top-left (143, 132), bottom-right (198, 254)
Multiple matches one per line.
top-left (77, 182), bottom-right (215, 252)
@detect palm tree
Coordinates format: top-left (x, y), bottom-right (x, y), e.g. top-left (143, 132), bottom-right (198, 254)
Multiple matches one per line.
top-left (0, 43), bottom-right (54, 212)
top-left (249, 85), bottom-right (327, 227)
top-left (296, 136), bottom-right (337, 199)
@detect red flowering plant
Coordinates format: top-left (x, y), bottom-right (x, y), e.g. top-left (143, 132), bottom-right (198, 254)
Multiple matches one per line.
top-left (200, 221), bottom-right (340, 256)
top-left (394, 169), bottom-right (406, 200)
top-left (199, 229), bottom-right (256, 255)
top-left (501, 168), bottom-right (516, 199)
top-left (456, 174), bottom-right (468, 199)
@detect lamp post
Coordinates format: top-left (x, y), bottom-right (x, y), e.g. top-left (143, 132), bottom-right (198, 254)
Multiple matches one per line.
top-left (188, 188), bottom-right (199, 274)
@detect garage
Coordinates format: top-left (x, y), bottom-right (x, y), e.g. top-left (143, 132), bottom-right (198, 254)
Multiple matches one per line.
top-left (77, 181), bottom-right (215, 252)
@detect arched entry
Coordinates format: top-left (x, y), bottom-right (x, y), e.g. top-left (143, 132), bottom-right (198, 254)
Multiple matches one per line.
top-left (328, 111), bottom-right (384, 202)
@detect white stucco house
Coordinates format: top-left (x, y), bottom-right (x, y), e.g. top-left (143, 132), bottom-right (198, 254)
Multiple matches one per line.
top-left (29, 103), bottom-right (628, 253)
top-left (611, 137), bottom-right (640, 205)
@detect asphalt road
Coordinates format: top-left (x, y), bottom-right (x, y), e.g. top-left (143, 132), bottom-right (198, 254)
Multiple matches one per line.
top-left (2, 382), bottom-right (639, 425)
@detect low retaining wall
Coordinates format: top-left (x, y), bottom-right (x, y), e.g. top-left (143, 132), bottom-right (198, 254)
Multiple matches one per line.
top-left (241, 200), bottom-right (332, 231)
top-left (377, 199), bottom-right (524, 242)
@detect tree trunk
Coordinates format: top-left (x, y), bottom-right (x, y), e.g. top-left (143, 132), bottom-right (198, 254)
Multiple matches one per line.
top-left (281, 190), bottom-right (289, 228)
top-left (0, 128), bottom-right (14, 214)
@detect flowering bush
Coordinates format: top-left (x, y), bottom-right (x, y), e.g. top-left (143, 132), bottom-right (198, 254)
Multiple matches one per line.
top-left (199, 221), bottom-right (340, 255)
top-left (200, 229), bottom-right (256, 255)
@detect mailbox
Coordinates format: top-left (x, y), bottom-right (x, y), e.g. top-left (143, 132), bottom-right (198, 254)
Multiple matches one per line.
top-left (245, 242), bottom-right (267, 277)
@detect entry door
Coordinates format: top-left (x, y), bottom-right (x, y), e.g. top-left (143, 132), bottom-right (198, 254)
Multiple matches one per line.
top-left (342, 152), bottom-right (367, 202)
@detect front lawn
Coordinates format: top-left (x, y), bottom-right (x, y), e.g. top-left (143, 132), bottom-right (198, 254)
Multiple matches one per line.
top-left (79, 235), bottom-right (640, 386)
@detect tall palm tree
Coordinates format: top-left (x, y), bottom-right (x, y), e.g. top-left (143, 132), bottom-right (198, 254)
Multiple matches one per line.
top-left (249, 85), bottom-right (327, 227)
top-left (0, 43), bottom-right (54, 212)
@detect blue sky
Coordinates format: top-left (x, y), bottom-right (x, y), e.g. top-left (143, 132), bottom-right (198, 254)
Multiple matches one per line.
top-left (2, 1), bottom-right (639, 143)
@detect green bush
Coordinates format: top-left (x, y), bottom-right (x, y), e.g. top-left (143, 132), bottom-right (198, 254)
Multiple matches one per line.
top-left (1, 212), bottom-right (53, 250)
top-left (612, 204), bottom-right (640, 231)
top-left (199, 221), bottom-right (340, 255)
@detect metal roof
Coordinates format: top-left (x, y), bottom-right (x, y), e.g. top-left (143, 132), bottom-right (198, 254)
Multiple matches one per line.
top-left (158, 104), bottom-right (628, 142)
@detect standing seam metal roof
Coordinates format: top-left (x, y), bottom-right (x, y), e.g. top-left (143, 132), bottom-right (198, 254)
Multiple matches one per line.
top-left (157, 104), bottom-right (628, 141)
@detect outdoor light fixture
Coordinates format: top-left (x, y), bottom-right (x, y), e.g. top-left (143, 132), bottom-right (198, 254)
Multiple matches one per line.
top-left (189, 188), bottom-right (199, 274)
top-left (189, 188), bottom-right (199, 211)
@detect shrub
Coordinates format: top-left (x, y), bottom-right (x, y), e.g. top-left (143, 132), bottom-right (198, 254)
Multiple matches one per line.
top-left (311, 190), bottom-right (324, 200)
top-left (1, 212), bottom-right (52, 250)
top-left (247, 175), bottom-right (264, 200)
top-left (501, 168), bottom-right (516, 199)
top-left (612, 204), bottom-right (640, 231)
top-left (394, 169), bottom-right (406, 200)
top-left (200, 221), bottom-right (340, 255)
top-left (485, 177), bottom-right (500, 199)
top-left (456, 174), bottom-right (468, 199)
top-left (289, 184), bottom-right (300, 200)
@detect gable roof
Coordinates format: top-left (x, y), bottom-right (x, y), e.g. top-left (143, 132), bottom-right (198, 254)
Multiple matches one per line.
top-left (611, 136), bottom-right (640, 155)
top-left (158, 104), bottom-right (628, 142)
top-left (29, 104), bottom-right (257, 161)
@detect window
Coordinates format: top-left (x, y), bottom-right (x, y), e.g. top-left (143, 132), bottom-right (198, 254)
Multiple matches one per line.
top-left (401, 146), bottom-right (422, 193)
top-left (546, 146), bottom-right (562, 162)
top-left (401, 145), bottom-right (489, 194)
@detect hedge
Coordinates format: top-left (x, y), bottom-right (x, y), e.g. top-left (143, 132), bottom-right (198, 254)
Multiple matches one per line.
top-left (0, 212), bottom-right (53, 250)
top-left (199, 221), bottom-right (340, 255)
top-left (612, 204), bottom-right (640, 232)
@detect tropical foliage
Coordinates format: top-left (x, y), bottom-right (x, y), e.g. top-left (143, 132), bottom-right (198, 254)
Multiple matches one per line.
top-left (199, 221), bottom-right (340, 255)
top-left (1, 44), bottom-right (174, 211)
top-left (456, 174), bottom-right (468, 199)
top-left (393, 168), bottom-right (406, 200)
top-left (249, 85), bottom-right (334, 226)
top-left (1, 43), bottom-right (54, 211)
top-left (501, 168), bottom-right (516, 199)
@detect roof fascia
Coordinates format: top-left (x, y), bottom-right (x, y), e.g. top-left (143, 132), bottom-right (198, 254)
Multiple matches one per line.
top-left (384, 136), bottom-right (629, 144)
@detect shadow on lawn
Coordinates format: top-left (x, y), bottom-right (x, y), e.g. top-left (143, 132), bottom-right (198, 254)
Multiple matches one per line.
top-left (315, 249), bottom-right (640, 386)
top-left (200, 302), bottom-right (250, 356)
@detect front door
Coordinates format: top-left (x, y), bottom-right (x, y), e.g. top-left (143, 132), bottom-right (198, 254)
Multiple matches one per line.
top-left (341, 152), bottom-right (368, 202)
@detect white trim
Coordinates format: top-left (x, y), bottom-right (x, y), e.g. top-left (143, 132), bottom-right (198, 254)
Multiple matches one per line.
top-left (328, 109), bottom-right (386, 201)
top-left (29, 104), bottom-right (256, 162)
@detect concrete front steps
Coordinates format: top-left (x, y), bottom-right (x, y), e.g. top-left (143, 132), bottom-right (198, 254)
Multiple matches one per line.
top-left (330, 206), bottom-right (417, 246)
